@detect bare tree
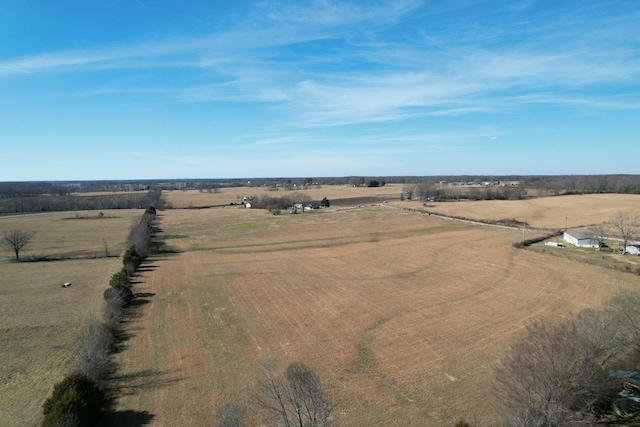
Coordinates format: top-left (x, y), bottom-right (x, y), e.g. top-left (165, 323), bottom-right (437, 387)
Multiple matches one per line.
top-left (588, 224), bottom-right (608, 251)
top-left (610, 212), bottom-right (638, 254)
top-left (290, 192), bottom-right (311, 206)
top-left (74, 319), bottom-right (114, 382)
top-left (255, 361), bottom-right (335, 427)
top-left (402, 184), bottom-right (415, 201)
top-left (216, 402), bottom-right (246, 427)
top-left (494, 311), bottom-right (619, 426)
top-left (608, 291), bottom-right (640, 368)
top-left (2, 230), bottom-right (35, 260)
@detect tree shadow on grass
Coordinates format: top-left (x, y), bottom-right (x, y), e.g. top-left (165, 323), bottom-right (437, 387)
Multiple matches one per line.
top-left (136, 265), bottom-right (159, 273)
top-left (99, 409), bottom-right (154, 427)
top-left (99, 369), bottom-right (184, 426)
top-left (108, 368), bottom-right (183, 397)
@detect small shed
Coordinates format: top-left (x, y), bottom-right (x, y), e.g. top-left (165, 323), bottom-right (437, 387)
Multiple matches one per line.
top-left (563, 230), bottom-right (600, 248)
top-left (625, 245), bottom-right (640, 255)
top-left (545, 241), bottom-right (564, 248)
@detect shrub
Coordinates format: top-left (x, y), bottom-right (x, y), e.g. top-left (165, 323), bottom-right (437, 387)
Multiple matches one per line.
top-left (109, 269), bottom-right (129, 288)
top-left (74, 320), bottom-right (114, 381)
top-left (123, 246), bottom-right (142, 269)
top-left (104, 284), bottom-right (133, 305)
top-left (42, 373), bottom-right (107, 427)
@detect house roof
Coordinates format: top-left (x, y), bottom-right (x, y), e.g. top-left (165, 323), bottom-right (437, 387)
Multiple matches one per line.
top-left (565, 230), bottom-right (595, 240)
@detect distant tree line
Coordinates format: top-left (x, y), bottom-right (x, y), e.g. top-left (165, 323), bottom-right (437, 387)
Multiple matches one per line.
top-left (402, 182), bottom-right (527, 202)
top-left (0, 190), bottom-right (161, 214)
top-left (522, 175), bottom-right (640, 195)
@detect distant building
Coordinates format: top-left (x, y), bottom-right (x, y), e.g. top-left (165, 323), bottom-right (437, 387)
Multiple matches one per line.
top-left (563, 230), bottom-right (600, 248)
top-left (625, 245), bottom-right (640, 255)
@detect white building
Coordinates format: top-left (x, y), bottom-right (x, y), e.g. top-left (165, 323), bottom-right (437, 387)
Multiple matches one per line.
top-left (563, 231), bottom-right (600, 248)
top-left (625, 245), bottom-right (640, 255)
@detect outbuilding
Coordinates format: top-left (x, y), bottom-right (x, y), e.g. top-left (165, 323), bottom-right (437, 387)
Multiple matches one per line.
top-left (563, 230), bottom-right (600, 248)
top-left (625, 245), bottom-right (640, 255)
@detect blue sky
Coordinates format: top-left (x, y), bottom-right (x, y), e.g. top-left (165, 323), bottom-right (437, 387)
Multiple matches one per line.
top-left (1, 0), bottom-right (639, 180)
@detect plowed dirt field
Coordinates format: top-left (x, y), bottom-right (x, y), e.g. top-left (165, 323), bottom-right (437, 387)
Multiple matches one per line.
top-left (109, 206), bottom-right (639, 426)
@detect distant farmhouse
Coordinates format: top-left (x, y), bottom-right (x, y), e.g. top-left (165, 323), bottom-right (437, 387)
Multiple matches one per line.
top-left (563, 230), bottom-right (600, 248)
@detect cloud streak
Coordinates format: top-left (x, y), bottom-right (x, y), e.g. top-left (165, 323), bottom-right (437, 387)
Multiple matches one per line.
top-left (2, 1), bottom-right (639, 129)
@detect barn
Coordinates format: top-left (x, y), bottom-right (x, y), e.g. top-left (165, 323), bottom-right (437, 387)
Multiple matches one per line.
top-left (563, 230), bottom-right (600, 248)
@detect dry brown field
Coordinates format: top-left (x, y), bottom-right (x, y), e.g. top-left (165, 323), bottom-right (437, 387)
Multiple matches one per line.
top-left (0, 210), bottom-right (142, 259)
top-left (395, 193), bottom-right (640, 230)
top-left (0, 210), bottom-right (143, 427)
top-left (161, 184), bottom-right (402, 208)
top-left (109, 196), bottom-right (640, 426)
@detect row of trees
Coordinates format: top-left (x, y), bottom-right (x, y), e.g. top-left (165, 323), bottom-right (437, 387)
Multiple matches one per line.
top-left (523, 175), bottom-right (640, 196)
top-left (402, 182), bottom-right (526, 202)
top-left (495, 291), bottom-right (640, 425)
top-left (0, 189), bottom-right (161, 214)
top-left (42, 207), bottom-right (158, 426)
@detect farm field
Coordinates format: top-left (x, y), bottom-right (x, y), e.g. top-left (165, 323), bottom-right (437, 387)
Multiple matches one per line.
top-left (397, 193), bottom-right (640, 230)
top-left (109, 198), bottom-right (640, 426)
top-left (0, 210), bottom-right (143, 260)
top-left (161, 184), bottom-right (403, 208)
top-left (0, 209), bottom-right (143, 427)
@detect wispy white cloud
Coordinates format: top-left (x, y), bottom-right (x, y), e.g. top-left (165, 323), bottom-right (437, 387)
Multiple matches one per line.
top-left (1, 0), bottom-right (639, 131)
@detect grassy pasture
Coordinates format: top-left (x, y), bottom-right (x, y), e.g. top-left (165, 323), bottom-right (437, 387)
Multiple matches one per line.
top-left (0, 210), bottom-right (142, 260)
top-left (110, 197), bottom-right (640, 426)
top-left (161, 184), bottom-right (403, 208)
top-left (0, 210), bottom-right (142, 427)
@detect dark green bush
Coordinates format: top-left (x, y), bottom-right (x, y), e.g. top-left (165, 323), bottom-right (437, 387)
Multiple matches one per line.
top-left (108, 269), bottom-right (130, 290)
top-left (42, 373), bottom-right (107, 427)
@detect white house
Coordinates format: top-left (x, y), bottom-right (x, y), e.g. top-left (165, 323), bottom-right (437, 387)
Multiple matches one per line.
top-left (625, 245), bottom-right (640, 255)
top-left (563, 231), bottom-right (600, 248)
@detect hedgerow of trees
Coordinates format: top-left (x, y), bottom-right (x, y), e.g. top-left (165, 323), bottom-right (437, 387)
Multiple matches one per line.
top-left (42, 206), bottom-right (157, 426)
